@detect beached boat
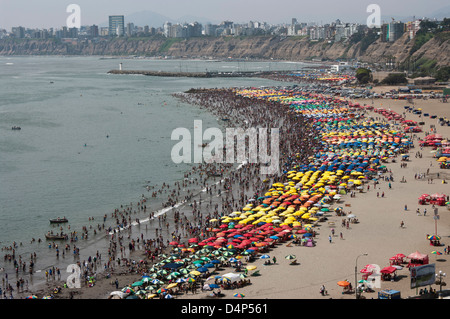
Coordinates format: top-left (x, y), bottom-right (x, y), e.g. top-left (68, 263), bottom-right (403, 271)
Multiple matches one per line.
top-left (49, 217), bottom-right (68, 224)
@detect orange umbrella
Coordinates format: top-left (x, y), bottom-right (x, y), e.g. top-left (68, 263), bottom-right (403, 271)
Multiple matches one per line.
top-left (337, 281), bottom-right (351, 287)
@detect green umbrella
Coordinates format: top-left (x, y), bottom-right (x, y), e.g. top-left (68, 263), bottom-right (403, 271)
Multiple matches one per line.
top-left (166, 274), bottom-right (177, 280)
top-left (285, 254), bottom-right (296, 260)
top-left (132, 281), bottom-right (144, 287)
top-left (157, 269), bottom-right (168, 276)
top-left (179, 268), bottom-right (190, 275)
top-left (223, 251), bottom-right (234, 257)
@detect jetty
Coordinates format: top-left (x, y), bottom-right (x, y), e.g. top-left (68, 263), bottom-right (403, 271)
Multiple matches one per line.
top-left (107, 69), bottom-right (290, 78)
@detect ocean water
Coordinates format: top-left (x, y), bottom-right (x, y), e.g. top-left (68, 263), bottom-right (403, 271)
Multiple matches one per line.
top-left (0, 56), bottom-right (309, 285)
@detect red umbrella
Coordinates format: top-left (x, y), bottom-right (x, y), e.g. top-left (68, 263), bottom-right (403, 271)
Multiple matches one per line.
top-left (169, 241), bottom-right (178, 246)
top-left (188, 238), bottom-right (198, 243)
top-left (360, 268), bottom-right (373, 274)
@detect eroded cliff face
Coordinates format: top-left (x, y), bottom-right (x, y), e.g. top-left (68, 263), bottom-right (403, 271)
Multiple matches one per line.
top-left (0, 34), bottom-right (448, 67)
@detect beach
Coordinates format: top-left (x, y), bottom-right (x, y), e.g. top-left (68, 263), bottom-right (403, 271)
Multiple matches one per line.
top-left (11, 82), bottom-right (450, 301)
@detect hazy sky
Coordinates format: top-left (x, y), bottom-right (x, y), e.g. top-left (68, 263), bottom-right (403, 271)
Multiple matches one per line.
top-left (0, 0), bottom-right (448, 29)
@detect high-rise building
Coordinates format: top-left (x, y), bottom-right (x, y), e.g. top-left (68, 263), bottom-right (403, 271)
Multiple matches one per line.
top-left (90, 25), bottom-right (99, 37)
top-left (109, 15), bottom-right (125, 36)
top-left (11, 26), bottom-right (25, 38)
top-left (387, 20), bottom-right (405, 42)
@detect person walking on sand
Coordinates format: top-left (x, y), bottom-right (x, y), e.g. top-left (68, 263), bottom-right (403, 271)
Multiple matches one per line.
top-left (400, 221), bottom-right (404, 228)
top-left (329, 235), bottom-right (332, 243)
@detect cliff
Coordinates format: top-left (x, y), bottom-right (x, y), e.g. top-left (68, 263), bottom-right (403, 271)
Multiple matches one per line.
top-left (0, 33), bottom-right (449, 67)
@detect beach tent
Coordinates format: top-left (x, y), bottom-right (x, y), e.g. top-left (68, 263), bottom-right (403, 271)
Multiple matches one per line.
top-left (380, 266), bottom-right (397, 274)
top-left (407, 251), bottom-right (429, 267)
top-left (222, 273), bottom-right (241, 283)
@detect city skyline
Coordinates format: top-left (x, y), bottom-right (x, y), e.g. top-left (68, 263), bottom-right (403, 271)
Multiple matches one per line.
top-left (1, 0), bottom-right (449, 30)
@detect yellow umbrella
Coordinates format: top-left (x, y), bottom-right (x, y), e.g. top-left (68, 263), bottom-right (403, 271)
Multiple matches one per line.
top-left (246, 265), bottom-right (257, 271)
top-left (190, 271), bottom-right (201, 276)
top-left (167, 283), bottom-right (178, 289)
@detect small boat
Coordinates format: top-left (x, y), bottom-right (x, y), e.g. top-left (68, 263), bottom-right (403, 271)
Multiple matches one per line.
top-left (49, 217), bottom-right (68, 224)
top-left (11, 126), bottom-right (21, 130)
top-left (45, 233), bottom-right (68, 240)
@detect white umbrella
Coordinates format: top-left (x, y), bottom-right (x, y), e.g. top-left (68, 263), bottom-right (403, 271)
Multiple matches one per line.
top-left (347, 214), bottom-right (356, 218)
top-left (110, 291), bottom-right (127, 299)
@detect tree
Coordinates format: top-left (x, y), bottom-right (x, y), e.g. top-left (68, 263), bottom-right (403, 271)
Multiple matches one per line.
top-left (355, 68), bottom-right (372, 84)
top-left (381, 73), bottom-right (407, 85)
top-left (435, 66), bottom-right (450, 82)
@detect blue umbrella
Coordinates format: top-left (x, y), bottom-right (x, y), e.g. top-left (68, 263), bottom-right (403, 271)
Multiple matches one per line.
top-left (209, 284), bottom-right (220, 289)
top-left (204, 263), bottom-right (215, 268)
top-left (260, 254), bottom-right (270, 259)
top-left (197, 267), bottom-right (208, 273)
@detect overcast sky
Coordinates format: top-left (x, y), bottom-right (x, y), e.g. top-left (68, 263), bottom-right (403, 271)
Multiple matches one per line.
top-left (0, 0), bottom-right (448, 29)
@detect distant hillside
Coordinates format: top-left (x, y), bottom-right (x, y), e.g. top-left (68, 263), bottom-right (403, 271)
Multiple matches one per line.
top-left (0, 32), bottom-right (448, 69)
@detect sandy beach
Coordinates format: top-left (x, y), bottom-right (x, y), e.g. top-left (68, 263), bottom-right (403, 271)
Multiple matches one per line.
top-left (13, 83), bottom-right (450, 301)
